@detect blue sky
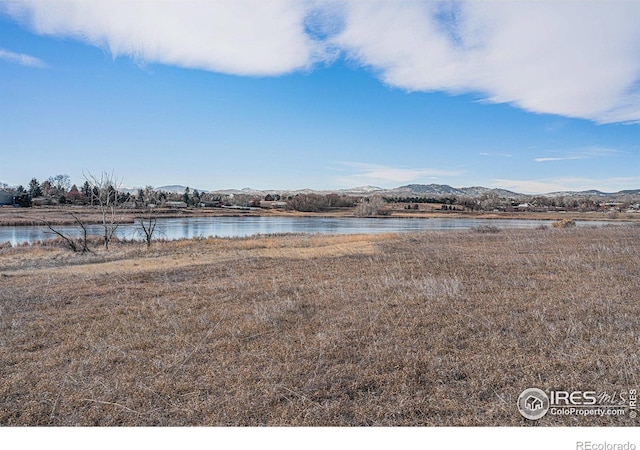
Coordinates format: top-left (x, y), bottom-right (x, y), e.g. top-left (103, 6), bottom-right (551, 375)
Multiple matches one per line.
top-left (1, 1), bottom-right (639, 194)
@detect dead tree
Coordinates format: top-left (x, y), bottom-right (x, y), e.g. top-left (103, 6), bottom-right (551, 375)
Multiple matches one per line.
top-left (36, 213), bottom-right (91, 254)
top-left (84, 171), bottom-right (123, 250)
top-left (137, 207), bottom-right (159, 248)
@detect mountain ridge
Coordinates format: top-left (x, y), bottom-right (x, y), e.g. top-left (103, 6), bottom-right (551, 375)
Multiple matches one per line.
top-left (146, 183), bottom-right (639, 199)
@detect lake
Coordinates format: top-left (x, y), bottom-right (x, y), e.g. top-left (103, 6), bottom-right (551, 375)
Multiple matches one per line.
top-left (0, 216), bottom-right (621, 246)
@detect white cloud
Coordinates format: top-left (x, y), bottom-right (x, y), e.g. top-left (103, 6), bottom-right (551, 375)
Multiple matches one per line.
top-left (0, 48), bottom-right (46, 68)
top-left (336, 162), bottom-right (463, 186)
top-left (332, 1), bottom-right (640, 123)
top-left (4, 1), bottom-right (640, 122)
top-left (4, 0), bottom-right (325, 76)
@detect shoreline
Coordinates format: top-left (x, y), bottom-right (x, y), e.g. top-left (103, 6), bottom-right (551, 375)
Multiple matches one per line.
top-left (0, 205), bottom-right (638, 227)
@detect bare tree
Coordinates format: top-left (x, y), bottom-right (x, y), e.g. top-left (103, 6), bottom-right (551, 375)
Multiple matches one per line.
top-left (355, 196), bottom-right (390, 217)
top-left (34, 213), bottom-right (91, 254)
top-left (137, 206), bottom-right (159, 248)
top-left (84, 171), bottom-right (123, 250)
top-left (47, 174), bottom-right (71, 197)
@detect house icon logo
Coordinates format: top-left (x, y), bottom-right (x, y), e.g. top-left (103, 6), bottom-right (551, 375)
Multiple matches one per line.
top-left (518, 388), bottom-right (550, 420)
top-left (526, 395), bottom-right (543, 410)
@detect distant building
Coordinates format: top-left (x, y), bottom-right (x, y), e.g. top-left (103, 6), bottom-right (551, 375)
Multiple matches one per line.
top-left (0, 191), bottom-right (13, 205)
top-left (165, 201), bottom-right (188, 208)
top-left (260, 200), bottom-right (287, 209)
top-left (31, 197), bottom-right (53, 206)
top-left (199, 201), bottom-right (221, 208)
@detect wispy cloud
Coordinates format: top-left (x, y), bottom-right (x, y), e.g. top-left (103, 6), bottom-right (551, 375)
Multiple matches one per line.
top-left (534, 147), bottom-right (623, 163)
top-left (4, 1), bottom-right (640, 123)
top-left (335, 161), bottom-right (463, 186)
top-left (492, 176), bottom-right (640, 194)
top-left (534, 156), bottom-right (588, 163)
top-left (480, 152), bottom-right (512, 158)
top-left (0, 48), bottom-right (46, 68)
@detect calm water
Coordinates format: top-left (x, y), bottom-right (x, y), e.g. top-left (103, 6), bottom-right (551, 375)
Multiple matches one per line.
top-left (0, 216), bottom-right (620, 246)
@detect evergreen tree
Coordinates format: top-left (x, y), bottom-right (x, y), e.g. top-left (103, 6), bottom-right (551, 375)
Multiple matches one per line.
top-left (82, 181), bottom-right (91, 198)
top-left (192, 189), bottom-right (201, 205)
top-left (28, 178), bottom-right (42, 198)
top-left (183, 187), bottom-right (191, 205)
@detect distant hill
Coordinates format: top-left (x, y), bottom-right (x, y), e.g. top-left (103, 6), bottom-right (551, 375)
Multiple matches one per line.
top-left (385, 184), bottom-right (639, 199)
top-left (340, 185), bottom-right (384, 194)
top-left (619, 189), bottom-right (640, 195)
top-left (391, 184), bottom-right (465, 196)
top-left (544, 189), bottom-right (640, 198)
top-left (545, 189), bottom-right (609, 197)
top-left (156, 185), bottom-right (208, 194)
top-left (136, 183), bottom-right (638, 200)
top-left (390, 184), bottom-right (522, 198)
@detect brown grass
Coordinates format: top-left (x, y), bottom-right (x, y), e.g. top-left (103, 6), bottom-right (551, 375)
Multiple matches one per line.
top-left (0, 226), bottom-right (638, 426)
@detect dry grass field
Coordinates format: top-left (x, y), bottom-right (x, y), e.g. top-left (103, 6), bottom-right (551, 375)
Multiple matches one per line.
top-left (0, 225), bottom-right (638, 426)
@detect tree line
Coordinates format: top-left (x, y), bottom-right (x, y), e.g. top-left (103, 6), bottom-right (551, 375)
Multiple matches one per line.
top-left (3, 174), bottom-right (210, 208)
top-left (5, 174), bottom-right (131, 207)
top-left (386, 193), bottom-right (639, 212)
top-left (2, 172), bottom-right (161, 251)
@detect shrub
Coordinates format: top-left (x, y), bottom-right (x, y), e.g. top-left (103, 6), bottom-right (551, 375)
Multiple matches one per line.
top-left (325, 194), bottom-right (356, 208)
top-left (472, 225), bottom-right (501, 233)
top-left (287, 194), bottom-right (330, 212)
top-left (355, 196), bottom-right (390, 217)
top-left (552, 218), bottom-right (576, 228)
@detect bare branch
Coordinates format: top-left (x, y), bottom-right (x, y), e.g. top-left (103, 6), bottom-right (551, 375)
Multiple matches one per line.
top-left (70, 212), bottom-right (93, 254)
top-left (83, 170), bottom-right (124, 250)
top-left (137, 207), bottom-right (159, 248)
top-left (40, 219), bottom-right (78, 252)
top-left (29, 212), bottom-right (95, 254)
